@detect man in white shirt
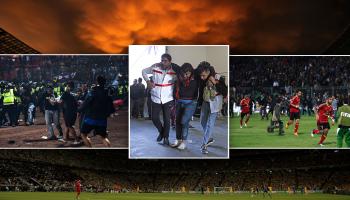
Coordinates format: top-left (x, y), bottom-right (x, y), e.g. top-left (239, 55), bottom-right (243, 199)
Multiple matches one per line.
top-left (142, 53), bottom-right (179, 145)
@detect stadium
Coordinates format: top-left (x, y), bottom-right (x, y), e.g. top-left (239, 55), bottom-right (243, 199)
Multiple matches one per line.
top-left (230, 56), bottom-right (350, 148)
top-left (0, 28), bottom-right (39, 54)
top-left (0, 149), bottom-right (349, 199)
top-left (0, 55), bottom-right (128, 148)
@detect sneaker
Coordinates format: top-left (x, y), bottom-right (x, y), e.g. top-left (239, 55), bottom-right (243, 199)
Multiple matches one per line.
top-left (201, 146), bottom-right (209, 154)
top-left (170, 140), bottom-right (181, 148)
top-left (57, 135), bottom-right (63, 139)
top-left (319, 143), bottom-right (325, 147)
top-left (41, 136), bottom-right (48, 140)
top-left (244, 123), bottom-right (247, 127)
top-left (58, 138), bottom-right (66, 143)
top-left (294, 132), bottom-right (298, 136)
top-left (177, 142), bottom-right (186, 150)
top-left (240, 126), bottom-right (243, 129)
top-left (72, 141), bottom-right (80, 145)
top-left (42, 135), bottom-right (57, 140)
top-left (206, 138), bottom-right (215, 146)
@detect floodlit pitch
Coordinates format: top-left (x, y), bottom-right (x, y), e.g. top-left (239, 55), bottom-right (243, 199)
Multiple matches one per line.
top-left (230, 114), bottom-right (339, 148)
top-left (0, 192), bottom-right (349, 200)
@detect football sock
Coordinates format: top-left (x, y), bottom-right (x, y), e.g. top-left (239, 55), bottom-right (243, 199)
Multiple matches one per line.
top-left (294, 122), bottom-right (299, 133)
top-left (319, 134), bottom-right (327, 144)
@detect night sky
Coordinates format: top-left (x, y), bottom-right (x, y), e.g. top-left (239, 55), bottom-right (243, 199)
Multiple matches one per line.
top-left (1, 0), bottom-right (350, 54)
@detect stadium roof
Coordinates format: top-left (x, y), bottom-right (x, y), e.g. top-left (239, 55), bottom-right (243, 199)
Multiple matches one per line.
top-left (0, 28), bottom-right (40, 54)
top-left (324, 24), bottom-right (350, 54)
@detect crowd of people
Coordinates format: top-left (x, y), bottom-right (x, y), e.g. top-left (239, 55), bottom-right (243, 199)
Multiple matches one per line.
top-left (131, 53), bottom-right (228, 154)
top-left (231, 56), bottom-right (350, 89)
top-left (230, 56), bottom-right (350, 119)
top-left (0, 149), bottom-right (348, 193)
top-left (0, 55), bottom-right (128, 84)
top-left (0, 76), bottom-right (127, 147)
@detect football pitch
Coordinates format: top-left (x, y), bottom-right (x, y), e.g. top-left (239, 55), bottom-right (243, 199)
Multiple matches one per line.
top-left (230, 114), bottom-right (341, 148)
top-left (0, 192), bottom-right (350, 200)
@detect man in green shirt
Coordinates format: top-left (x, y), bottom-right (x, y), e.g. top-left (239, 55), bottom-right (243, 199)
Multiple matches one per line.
top-left (336, 97), bottom-right (350, 148)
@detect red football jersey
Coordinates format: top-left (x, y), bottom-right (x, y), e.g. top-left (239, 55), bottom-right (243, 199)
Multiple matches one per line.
top-left (317, 103), bottom-right (334, 123)
top-left (75, 181), bottom-right (81, 191)
top-left (240, 98), bottom-right (250, 113)
top-left (289, 95), bottom-right (300, 113)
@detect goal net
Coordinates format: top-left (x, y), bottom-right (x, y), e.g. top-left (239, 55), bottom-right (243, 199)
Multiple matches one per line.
top-left (213, 187), bottom-right (233, 194)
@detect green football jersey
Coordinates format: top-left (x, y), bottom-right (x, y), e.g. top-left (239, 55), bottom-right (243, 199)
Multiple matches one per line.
top-left (337, 104), bottom-right (350, 126)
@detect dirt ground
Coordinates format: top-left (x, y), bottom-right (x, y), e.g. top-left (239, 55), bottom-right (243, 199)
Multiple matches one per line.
top-left (0, 108), bottom-right (128, 148)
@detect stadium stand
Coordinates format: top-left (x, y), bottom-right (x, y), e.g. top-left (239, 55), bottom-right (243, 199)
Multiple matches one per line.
top-left (0, 28), bottom-right (39, 54)
top-left (0, 150), bottom-right (349, 194)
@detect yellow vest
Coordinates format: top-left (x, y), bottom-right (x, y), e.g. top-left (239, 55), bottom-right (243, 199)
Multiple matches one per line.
top-left (54, 86), bottom-right (61, 96)
top-left (3, 89), bottom-right (15, 105)
top-left (118, 86), bottom-right (123, 95)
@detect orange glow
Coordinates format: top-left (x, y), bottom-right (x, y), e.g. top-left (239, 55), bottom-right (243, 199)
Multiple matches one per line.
top-left (76, 0), bottom-right (245, 53)
top-left (0, 0), bottom-right (348, 54)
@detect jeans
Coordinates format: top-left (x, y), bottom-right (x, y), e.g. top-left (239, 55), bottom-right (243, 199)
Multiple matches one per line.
top-left (200, 101), bottom-right (218, 146)
top-left (176, 100), bottom-right (197, 140)
top-left (28, 103), bottom-right (35, 124)
top-left (45, 110), bottom-right (63, 138)
top-left (152, 101), bottom-right (172, 139)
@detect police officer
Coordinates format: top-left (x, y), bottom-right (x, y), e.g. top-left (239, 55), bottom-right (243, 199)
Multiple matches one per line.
top-left (2, 83), bottom-right (17, 127)
top-left (53, 79), bottom-right (64, 97)
top-left (14, 85), bottom-right (23, 125)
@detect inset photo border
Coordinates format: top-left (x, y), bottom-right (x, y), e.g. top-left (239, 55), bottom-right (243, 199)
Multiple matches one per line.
top-left (0, 54), bottom-right (128, 148)
top-left (129, 45), bottom-right (229, 159)
top-left (230, 55), bottom-right (350, 149)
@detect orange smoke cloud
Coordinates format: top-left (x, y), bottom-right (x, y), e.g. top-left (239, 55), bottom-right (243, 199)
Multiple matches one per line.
top-left (77, 0), bottom-right (246, 53)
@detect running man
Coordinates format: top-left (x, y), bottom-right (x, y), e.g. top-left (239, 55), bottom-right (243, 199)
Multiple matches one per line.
top-left (286, 91), bottom-right (302, 136)
top-left (311, 97), bottom-right (334, 146)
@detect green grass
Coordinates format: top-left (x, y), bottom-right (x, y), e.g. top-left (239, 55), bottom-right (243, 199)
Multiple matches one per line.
top-left (0, 192), bottom-right (349, 200)
top-left (230, 114), bottom-right (339, 148)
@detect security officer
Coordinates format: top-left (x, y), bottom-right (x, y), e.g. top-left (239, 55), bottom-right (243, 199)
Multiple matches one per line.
top-left (14, 86), bottom-right (23, 125)
top-left (117, 84), bottom-right (124, 99)
top-left (53, 80), bottom-right (63, 97)
top-left (2, 83), bottom-right (17, 127)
